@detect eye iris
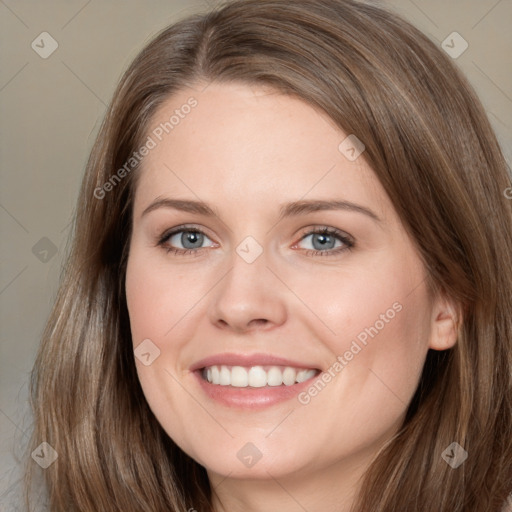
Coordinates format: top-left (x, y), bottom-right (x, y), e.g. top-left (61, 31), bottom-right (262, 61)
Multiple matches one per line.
top-left (312, 233), bottom-right (335, 250)
top-left (182, 231), bottom-right (204, 249)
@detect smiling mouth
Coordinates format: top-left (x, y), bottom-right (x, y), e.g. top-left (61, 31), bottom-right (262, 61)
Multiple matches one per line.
top-left (200, 365), bottom-right (321, 388)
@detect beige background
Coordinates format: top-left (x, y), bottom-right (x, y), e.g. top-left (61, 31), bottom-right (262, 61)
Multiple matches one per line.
top-left (1, 0), bottom-right (511, 508)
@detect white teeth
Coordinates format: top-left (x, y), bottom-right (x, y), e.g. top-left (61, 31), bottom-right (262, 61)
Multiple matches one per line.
top-left (267, 366), bottom-right (283, 386)
top-left (248, 366), bottom-right (267, 387)
top-left (231, 366), bottom-right (248, 387)
top-left (202, 365), bottom-right (317, 387)
top-left (296, 369), bottom-right (313, 383)
top-left (282, 367), bottom-right (296, 386)
top-left (219, 365), bottom-right (231, 385)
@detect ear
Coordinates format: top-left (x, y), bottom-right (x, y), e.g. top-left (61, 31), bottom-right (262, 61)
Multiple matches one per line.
top-left (428, 291), bottom-right (461, 351)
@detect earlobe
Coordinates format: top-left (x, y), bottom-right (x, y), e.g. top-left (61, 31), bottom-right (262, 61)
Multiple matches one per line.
top-left (428, 293), bottom-right (461, 351)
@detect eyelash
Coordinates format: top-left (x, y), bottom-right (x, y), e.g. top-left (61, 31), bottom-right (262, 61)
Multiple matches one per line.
top-left (156, 225), bottom-right (355, 258)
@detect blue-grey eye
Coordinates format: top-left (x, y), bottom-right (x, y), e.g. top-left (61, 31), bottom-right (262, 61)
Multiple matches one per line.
top-left (169, 230), bottom-right (210, 250)
top-left (300, 232), bottom-right (342, 251)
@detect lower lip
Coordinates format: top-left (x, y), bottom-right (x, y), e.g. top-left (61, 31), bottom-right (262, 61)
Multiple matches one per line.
top-left (193, 370), bottom-right (319, 409)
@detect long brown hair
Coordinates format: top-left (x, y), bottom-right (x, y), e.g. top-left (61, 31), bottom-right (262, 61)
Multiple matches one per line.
top-left (26, 0), bottom-right (512, 510)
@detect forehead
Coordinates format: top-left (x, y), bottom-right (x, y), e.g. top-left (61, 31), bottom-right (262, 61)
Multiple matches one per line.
top-left (132, 82), bottom-right (392, 222)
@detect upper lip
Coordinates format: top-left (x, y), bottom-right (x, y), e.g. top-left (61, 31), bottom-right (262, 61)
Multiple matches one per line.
top-left (190, 353), bottom-right (321, 372)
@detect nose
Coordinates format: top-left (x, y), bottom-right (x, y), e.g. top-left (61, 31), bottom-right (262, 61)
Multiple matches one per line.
top-left (207, 245), bottom-right (287, 333)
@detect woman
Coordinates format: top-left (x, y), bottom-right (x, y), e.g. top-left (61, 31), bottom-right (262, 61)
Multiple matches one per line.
top-left (26, 0), bottom-right (512, 510)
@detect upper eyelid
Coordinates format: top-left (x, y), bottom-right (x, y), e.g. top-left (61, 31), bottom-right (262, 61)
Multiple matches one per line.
top-left (159, 224), bottom-right (213, 241)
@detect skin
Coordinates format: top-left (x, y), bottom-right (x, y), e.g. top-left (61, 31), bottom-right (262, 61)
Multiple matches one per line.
top-left (125, 82), bottom-right (459, 512)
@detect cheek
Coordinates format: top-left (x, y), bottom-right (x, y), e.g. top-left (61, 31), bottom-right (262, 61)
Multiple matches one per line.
top-left (291, 248), bottom-right (432, 405)
top-left (292, 274), bottom-right (431, 458)
top-left (289, 249), bottom-right (429, 348)
top-left (125, 252), bottom-right (202, 454)
top-left (125, 249), bottom-right (207, 343)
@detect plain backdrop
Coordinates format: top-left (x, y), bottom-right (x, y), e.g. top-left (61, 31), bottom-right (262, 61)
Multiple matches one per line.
top-left (1, 0), bottom-right (511, 508)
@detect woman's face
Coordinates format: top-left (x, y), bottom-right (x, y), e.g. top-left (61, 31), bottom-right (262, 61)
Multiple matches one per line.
top-left (125, 82), bottom-right (457, 489)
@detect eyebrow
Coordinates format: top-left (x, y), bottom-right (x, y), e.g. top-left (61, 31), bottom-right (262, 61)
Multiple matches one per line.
top-left (141, 198), bottom-right (381, 223)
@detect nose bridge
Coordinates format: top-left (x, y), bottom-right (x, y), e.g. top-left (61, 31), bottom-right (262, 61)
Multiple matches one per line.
top-left (222, 235), bottom-right (271, 299)
top-left (208, 235), bottom-right (287, 331)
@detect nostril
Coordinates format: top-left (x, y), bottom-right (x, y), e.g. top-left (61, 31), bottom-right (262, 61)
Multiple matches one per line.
top-left (250, 319), bottom-right (268, 327)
